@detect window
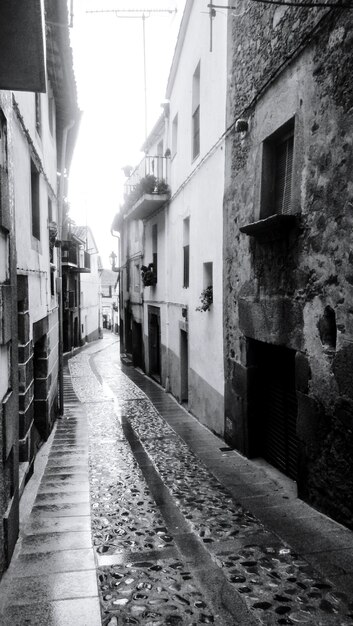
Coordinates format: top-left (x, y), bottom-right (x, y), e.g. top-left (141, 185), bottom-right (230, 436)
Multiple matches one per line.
top-left (261, 119), bottom-right (295, 219)
top-left (50, 269), bottom-right (55, 296)
top-left (203, 262), bottom-right (213, 289)
top-left (183, 217), bottom-right (190, 288)
top-left (152, 224), bottom-right (158, 284)
top-left (0, 229), bottom-right (9, 282)
top-left (35, 93), bottom-right (41, 136)
top-left (192, 62), bottom-right (200, 160)
top-left (134, 263), bottom-right (140, 292)
top-left (172, 114), bottom-right (178, 157)
top-left (102, 286), bottom-right (112, 298)
top-left (31, 160), bottom-right (40, 240)
top-left (48, 197), bottom-right (53, 222)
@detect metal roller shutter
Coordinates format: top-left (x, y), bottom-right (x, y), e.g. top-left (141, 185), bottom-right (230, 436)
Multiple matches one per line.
top-left (257, 343), bottom-right (298, 480)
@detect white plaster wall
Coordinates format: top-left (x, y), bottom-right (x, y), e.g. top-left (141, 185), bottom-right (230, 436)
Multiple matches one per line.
top-left (167, 0), bottom-right (227, 192)
top-left (167, 148), bottom-right (225, 396)
top-left (13, 90), bottom-right (57, 189)
top-left (81, 252), bottom-right (101, 339)
top-left (165, 0), bottom-right (226, 397)
top-left (138, 0), bottom-right (227, 408)
top-left (12, 115), bottom-right (55, 331)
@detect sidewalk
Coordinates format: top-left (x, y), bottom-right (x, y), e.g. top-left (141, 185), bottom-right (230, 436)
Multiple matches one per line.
top-left (0, 333), bottom-right (352, 625)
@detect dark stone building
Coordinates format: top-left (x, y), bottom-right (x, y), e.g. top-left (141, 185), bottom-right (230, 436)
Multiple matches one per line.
top-left (224, 4), bottom-right (353, 528)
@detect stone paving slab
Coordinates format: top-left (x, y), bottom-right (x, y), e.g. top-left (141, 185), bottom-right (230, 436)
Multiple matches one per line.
top-left (4, 570), bottom-right (98, 605)
top-left (10, 549), bottom-right (96, 578)
top-left (1, 597), bottom-right (102, 626)
top-left (23, 516), bottom-right (91, 535)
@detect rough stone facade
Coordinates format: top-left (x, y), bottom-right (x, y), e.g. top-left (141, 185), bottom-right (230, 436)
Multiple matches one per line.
top-left (0, 92), bottom-right (19, 577)
top-left (224, 6), bottom-right (353, 528)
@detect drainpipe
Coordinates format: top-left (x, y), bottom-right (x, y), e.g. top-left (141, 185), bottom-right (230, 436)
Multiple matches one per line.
top-left (57, 120), bottom-right (75, 416)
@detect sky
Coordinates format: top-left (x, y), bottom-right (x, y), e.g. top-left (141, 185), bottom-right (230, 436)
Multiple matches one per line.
top-left (68, 0), bottom-right (186, 267)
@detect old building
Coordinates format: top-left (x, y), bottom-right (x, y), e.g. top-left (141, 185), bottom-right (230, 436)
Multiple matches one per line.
top-left (78, 227), bottom-right (101, 345)
top-left (61, 222), bottom-right (96, 351)
top-left (223, 3), bottom-right (353, 527)
top-left (100, 269), bottom-right (119, 334)
top-left (0, 1), bottom-right (79, 577)
top-left (113, 0), bottom-right (227, 435)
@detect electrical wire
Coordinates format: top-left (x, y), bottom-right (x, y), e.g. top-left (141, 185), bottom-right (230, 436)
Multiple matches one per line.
top-left (209, 1), bottom-right (352, 9)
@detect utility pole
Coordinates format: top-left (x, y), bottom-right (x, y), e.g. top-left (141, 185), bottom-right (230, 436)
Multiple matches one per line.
top-left (86, 8), bottom-right (177, 140)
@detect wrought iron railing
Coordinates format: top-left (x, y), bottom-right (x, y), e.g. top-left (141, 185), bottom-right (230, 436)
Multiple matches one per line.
top-left (124, 155), bottom-right (168, 196)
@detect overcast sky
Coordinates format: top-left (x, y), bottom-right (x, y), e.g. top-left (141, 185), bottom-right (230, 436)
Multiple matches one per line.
top-left (68, 0), bottom-right (186, 267)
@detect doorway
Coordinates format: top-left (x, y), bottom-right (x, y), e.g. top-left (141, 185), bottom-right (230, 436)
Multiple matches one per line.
top-left (132, 321), bottom-right (144, 370)
top-left (148, 306), bottom-right (161, 382)
top-left (125, 305), bottom-right (133, 355)
top-left (180, 329), bottom-right (188, 403)
top-left (249, 340), bottom-right (298, 480)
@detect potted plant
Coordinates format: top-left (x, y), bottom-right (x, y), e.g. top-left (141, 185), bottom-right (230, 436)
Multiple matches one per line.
top-left (196, 285), bottom-right (213, 312)
top-left (141, 263), bottom-right (157, 287)
top-left (141, 174), bottom-right (157, 194)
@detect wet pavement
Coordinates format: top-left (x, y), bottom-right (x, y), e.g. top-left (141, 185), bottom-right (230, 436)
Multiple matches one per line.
top-left (1, 333), bottom-right (353, 624)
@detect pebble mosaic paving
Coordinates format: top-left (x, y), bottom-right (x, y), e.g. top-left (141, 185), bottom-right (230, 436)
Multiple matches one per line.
top-left (69, 341), bottom-right (353, 625)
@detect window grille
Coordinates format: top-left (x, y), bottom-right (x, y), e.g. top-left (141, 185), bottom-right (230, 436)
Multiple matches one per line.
top-left (274, 133), bottom-right (294, 215)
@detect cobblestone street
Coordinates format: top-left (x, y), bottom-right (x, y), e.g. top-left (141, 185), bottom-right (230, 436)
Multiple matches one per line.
top-left (1, 333), bottom-right (353, 625)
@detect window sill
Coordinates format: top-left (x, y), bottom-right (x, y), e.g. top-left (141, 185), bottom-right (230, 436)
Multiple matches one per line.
top-left (239, 214), bottom-right (298, 241)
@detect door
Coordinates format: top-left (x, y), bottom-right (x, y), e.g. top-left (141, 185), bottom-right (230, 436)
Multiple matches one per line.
top-left (180, 329), bottom-right (188, 403)
top-left (148, 307), bottom-right (161, 382)
top-left (125, 305), bottom-right (133, 354)
top-left (251, 341), bottom-right (298, 480)
top-left (132, 321), bottom-right (144, 370)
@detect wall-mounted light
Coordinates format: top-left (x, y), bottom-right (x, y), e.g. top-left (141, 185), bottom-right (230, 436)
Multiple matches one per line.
top-left (109, 251), bottom-right (118, 272)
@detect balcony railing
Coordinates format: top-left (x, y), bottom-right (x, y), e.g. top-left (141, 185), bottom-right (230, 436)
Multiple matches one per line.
top-left (122, 155), bottom-right (170, 220)
top-left (77, 249), bottom-right (91, 273)
top-left (62, 241), bottom-right (91, 273)
top-left (124, 155), bottom-right (168, 196)
top-left (62, 241), bottom-right (78, 266)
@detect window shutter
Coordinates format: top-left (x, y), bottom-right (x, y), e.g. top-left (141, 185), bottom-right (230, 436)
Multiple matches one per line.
top-left (183, 245), bottom-right (189, 288)
top-left (274, 135), bottom-right (294, 215)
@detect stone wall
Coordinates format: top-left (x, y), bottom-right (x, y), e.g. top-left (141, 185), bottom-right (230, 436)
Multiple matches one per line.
top-left (0, 94), bottom-right (19, 577)
top-left (224, 7), bottom-right (353, 528)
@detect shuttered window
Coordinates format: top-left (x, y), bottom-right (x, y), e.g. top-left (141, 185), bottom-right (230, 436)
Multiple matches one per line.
top-left (274, 133), bottom-right (294, 215)
top-left (192, 106), bottom-right (200, 160)
top-left (183, 245), bottom-right (189, 288)
top-left (31, 161), bottom-right (40, 240)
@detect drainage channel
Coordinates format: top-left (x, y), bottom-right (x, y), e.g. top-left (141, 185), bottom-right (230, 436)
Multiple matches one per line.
top-left (120, 417), bottom-right (258, 626)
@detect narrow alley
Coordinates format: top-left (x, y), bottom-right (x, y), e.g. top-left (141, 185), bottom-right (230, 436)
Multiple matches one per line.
top-left (0, 333), bottom-right (352, 625)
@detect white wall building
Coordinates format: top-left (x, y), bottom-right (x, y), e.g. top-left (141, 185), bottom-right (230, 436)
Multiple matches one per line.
top-left (74, 226), bottom-right (101, 344)
top-left (114, 0), bottom-right (227, 436)
top-left (100, 269), bottom-right (119, 334)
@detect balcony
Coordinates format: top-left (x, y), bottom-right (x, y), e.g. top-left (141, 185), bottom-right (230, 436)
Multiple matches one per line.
top-left (62, 241), bottom-right (78, 267)
top-left (62, 242), bottom-right (91, 273)
top-left (123, 155), bottom-right (170, 221)
top-left (78, 250), bottom-right (91, 273)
